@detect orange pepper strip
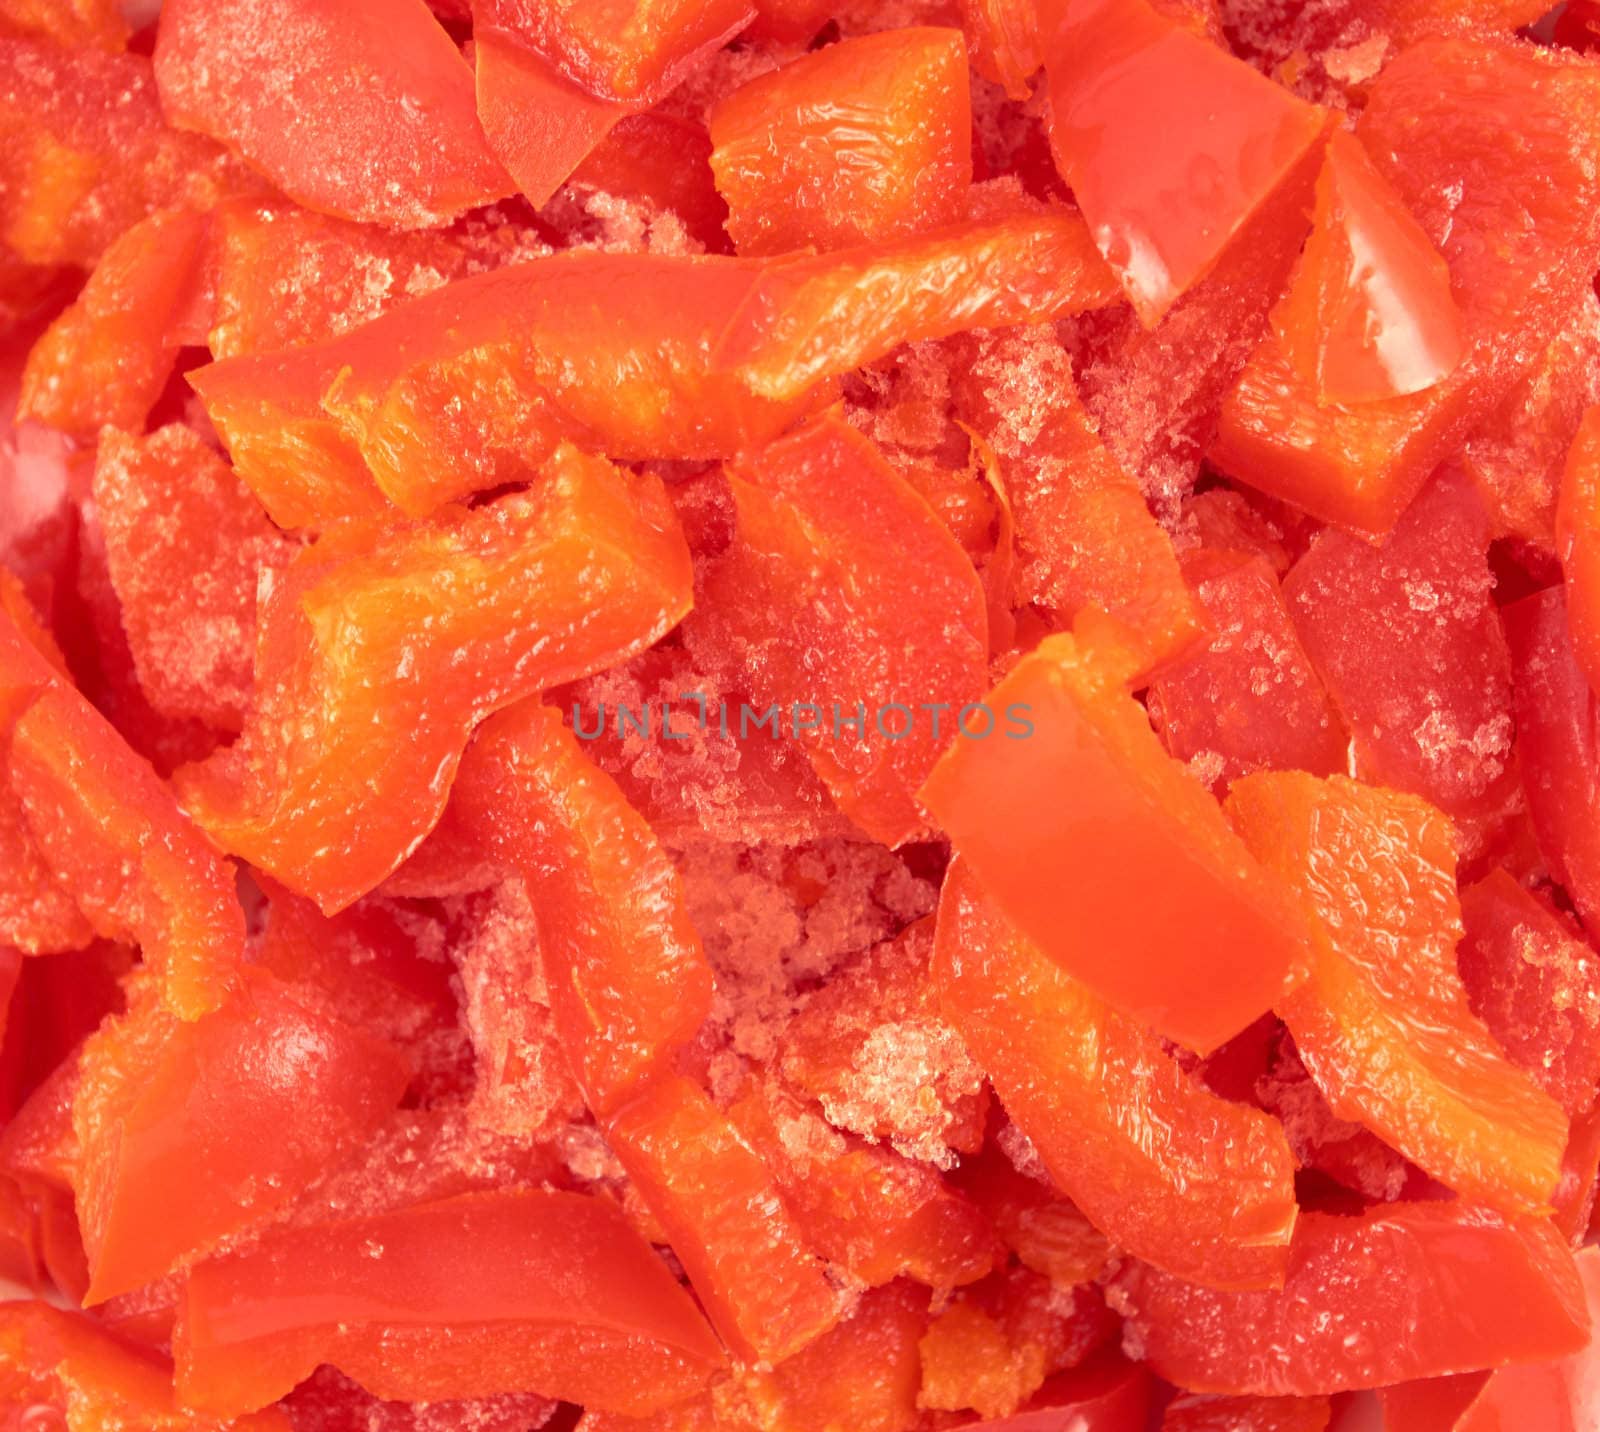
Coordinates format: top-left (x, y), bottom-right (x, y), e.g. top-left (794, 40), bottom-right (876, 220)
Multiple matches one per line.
top-left (1226, 772), bottom-right (1568, 1212)
top-left (919, 631), bottom-right (1306, 1054)
top-left (606, 1075), bottom-right (845, 1366)
top-left (175, 446), bottom-right (692, 912)
top-left (716, 209), bottom-right (1122, 402)
top-left (1214, 39), bottom-right (1600, 535)
top-left (154, 0), bottom-right (514, 229)
top-left (933, 861), bottom-right (1297, 1290)
top-left (1115, 1202), bottom-right (1590, 1395)
top-left (175, 1188), bottom-right (727, 1417)
top-left (190, 252), bottom-right (798, 526)
top-left (0, 1300), bottom-right (290, 1431)
top-left (701, 410), bottom-right (989, 847)
top-left (447, 700), bottom-right (714, 1119)
top-left (0, 596), bottom-right (244, 1019)
top-left (708, 27), bottom-right (972, 256)
top-left (73, 968), bottom-right (411, 1304)
top-left (1037, 0), bottom-right (1328, 325)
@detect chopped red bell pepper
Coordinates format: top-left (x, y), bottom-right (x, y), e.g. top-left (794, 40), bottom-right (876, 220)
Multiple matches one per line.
top-left (1228, 771), bottom-right (1569, 1211)
top-left (1037, 0), bottom-right (1328, 325)
top-left (91, 424), bottom-right (291, 734)
top-left (155, 0), bottom-right (514, 228)
top-left (1215, 39), bottom-right (1600, 534)
top-left (919, 630), bottom-right (1308, 1054)
top-left (1503, 587), bottom-right (1600, 934)
top-left (17, 206), bottom-right (210, 437)
top-left (176, 1188), bottom-right (727, 1416)
top-left (1271, 130), bottom-right (1461, 405)
top-left (174, 446), bottom-right (692, 911)
top-left (447, 699), bottom-right (714, 1116)
top-left (1162, 1393), bottom-right (1331, 1432)
top-left (1280, 469), bottom-right (1517, 846)
top-left (567, 112), bottom-right (729, 250)
top-left (1146, 548), bottom-right (1347, 790)
top-left (1458, 868), bottom-right (1600, 1117)
top-left (961, 0), bottom-right (1039, 97)
top-left (696, 409), bottom-right (988, 846)
top-left (708, 27), bottom-right (971, 255)
top-left (1116, 1201), bottom-right (1590, 1395)
top-left (933, 861), bottom-right (1298, 1289)
top-left (0, 1300), bottom-right (292, 1431)
top-left (930, 1354), bottom-right (1152, 1432)
top-left (0, 0), bottom-right (129, 51)
top-left (606, 1073), bottom-right (843, 1365)
top-left (72, 967), bottom-right (410, 1303)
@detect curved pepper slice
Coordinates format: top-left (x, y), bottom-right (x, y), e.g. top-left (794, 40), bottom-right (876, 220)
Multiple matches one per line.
top-left (948, 327), bottom-right (1200, 675)
top-left (0, 36), bottom-right (253, 271)
top-left (709, 28), bottom-right (971, 256)
top-left (606, 1074), bottom-right (844, 1366)
top-left (190, 252), bottom-right (800, 526)
top-left (715, 209), bottom-right (1121, 402)
top-left (697, 410), bottom-right (988, 846)
top-left (1146, 549), bottom-right (1346, 791)
top-left (155, 0), bottom-right (513, 229)
top-left (1214, 39), bottom-right (1600, 535)
top-left (1227, 771), bottom-right (1568, 1211)
top-left (1163, 1394), bottom-right (1330, 1431)
top-left (1116, 1202), bottom-right (1590, 1395)
top-left (1504, 588), bottom-right (1600, 934)
top-left (1464, 291), bottom-right (1600, 549)
top-left (1281, 470), bottom-right (1516, 845)
top-left (568, 112), bottom-right (729, 250)
top-left (0, 1301), bottom-right (290, 1431)
top-left (92, 425), bottom-right (292, 734)
top-left (18, 206), bottom-right (209, 437)
top-left (0, 602), bottom-right (245, 1020)
top-left (72, 968), bottom-right (410, 1304)
top-left (933, 861), bottom-right (1297, 1290)
top-left (1271, 130), bottom-right (1461, 405)
top-left (919, 631), bottom-right (1306, 1054)
top-left (175, 446), bottom-right (691, 912)
top-left (175, 1188), bottom-right (727, 1417)
top-left (1458, 869), bottom-right (1600, 1118)
top-left (448, 700), bottom-right (714, 1117)
top-left (1037, 0), bottom-right (1327, 325)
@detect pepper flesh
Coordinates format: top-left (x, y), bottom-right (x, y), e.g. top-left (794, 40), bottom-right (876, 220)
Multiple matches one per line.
top-left (933, 861), bottom-right (1298, 1289)
top-left (919, 630), bottom-right (1307, 1054)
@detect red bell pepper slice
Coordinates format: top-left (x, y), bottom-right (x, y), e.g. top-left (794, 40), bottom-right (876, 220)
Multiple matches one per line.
top-left (1146, 549), bottom-right (1347, 791)
top-left (1503, 587), bottom-right (1600, 934)
top-left (447, 700), bottom-right (714, 1118)
top-left (154, 0), bottom-right (514, 228)
top-left (1, 600), bottom-right (245, 1019)
top-left (1116, 1202), bottom-right (1590, 1395)
top-left (174, 446), bottom-right (692, 912)
top-left (708, 27), bottom-right (972, 255)
top-left (1162, 1393), bottom-right (1331, 1432)
top-left (948, 327), bottom-right (1200, 674)
top-left (962, 0), bottom-right (1040, 97)
top-left (1215, 39), bottom-right (1600, 534)
top-left (0, 36), bottom-right (254, 272)
top-left (1280, 470), bottom-right (1517, 845)
top-left (72, 967), bottom-right (410, 1304)
top-left (1458, 868), bottom-right (1600, 1118)
top-left (1037, 0), bottom-right (1328, 325)
top-left (697, 409), bottom-right (988, 847)
top-left (1271, 130), bottom-right (1461, 405)
top-left (1464, 290), bottom-right (1600, 550)
top-left (567, 112), bottom-right (729, 250)
top-left (938, 1356), bottom-right (1152, 1432)
top-left (17, 206), bottom-right (209, 437)
top-left (606, 1074), bottom-right (844, 1365)
top-left (1228, 771), bottom-right (1568, 1210)
top-left (716, 209), bottom-right (1121, 402)
top-left (91, 424), bottom-right (291, 734)
top-left (0, 1301), bottom-right (291, 1431)
top-left (190, 251), bottom-right (802, 526)
top-left (919, 630), bottom-right (1307, 1054)
top-left (933, 861), bottom-right (1298, 1289)
top-left (176, 1188), bottom-right (727, 1417)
